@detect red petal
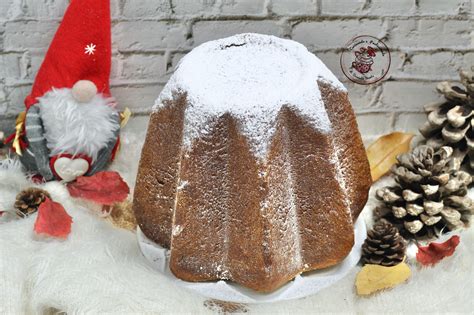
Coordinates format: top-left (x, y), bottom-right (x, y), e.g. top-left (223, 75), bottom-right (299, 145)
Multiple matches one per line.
top-left (416, 235), bottom-right (460, 266)
top-left (67, 171), bottom-right (130, 205)
top-left (34, 197), bottom-right (72, 239)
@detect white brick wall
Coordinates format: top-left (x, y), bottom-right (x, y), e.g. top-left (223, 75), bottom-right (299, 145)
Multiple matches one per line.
top-left (0, 0), bottom-right (472, 139)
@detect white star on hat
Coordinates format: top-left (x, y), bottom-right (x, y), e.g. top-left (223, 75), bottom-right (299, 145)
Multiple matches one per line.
top-left (84, 43), bottom-right (96, 55)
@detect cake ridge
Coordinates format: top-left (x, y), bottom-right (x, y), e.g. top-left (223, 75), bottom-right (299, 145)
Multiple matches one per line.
top-left (274, 118), bottom-right (303, 269)
top-left (330, 140), bottom-right (354, 223)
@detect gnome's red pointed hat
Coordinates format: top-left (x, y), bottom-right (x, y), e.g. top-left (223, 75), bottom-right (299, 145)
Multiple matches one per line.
top-left (25, 0), bottom-right (111, 109)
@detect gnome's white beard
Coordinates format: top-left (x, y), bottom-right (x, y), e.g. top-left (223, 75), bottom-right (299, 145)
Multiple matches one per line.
top-left (38, 88), bottom-right (119, 163)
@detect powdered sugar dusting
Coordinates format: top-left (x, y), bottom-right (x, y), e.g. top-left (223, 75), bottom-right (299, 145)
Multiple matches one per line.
top-left (155, 33), bottom-right (345, 159)
top-left (172, 224), bottom-right (183, 237)
top-left (271, 124), bottom-right (303, 269)
top-left (330, 142), bottom-right (353, 223)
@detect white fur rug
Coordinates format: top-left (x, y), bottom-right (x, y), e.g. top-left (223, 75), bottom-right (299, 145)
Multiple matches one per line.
top-left (1, 118), bottom-right (473, 314)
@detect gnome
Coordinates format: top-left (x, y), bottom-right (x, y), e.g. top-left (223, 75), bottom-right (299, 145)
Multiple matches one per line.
top-left (10, 0), bottom-right (121, 182)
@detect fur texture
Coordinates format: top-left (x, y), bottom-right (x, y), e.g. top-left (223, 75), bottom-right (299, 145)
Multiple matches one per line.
top-left (0, 157), bottom-right (29, 217)
top-left (0, 123), bottom-right (472, 313)
top-left (37, 88), bottom-right (119, 163)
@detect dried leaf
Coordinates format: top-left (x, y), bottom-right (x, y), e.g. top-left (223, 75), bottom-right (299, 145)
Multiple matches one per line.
top-left (204, 299), bottom-right (249, 314)
top-left (109, 199), bottom-right (137, 231)
top-left (416, 235), bottom-right (460, 266)
top-left (67, 171), bottom-right (130, 206)
top-left (34, 197), bottom-right (72, 239)
top-left (366, 132), bottom-right (415, 182)
top-left (356, 262), bottom-right (411, 296)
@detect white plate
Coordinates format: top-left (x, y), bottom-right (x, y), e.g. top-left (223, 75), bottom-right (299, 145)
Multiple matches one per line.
top-left (137, 218), bottom-right (366, 303)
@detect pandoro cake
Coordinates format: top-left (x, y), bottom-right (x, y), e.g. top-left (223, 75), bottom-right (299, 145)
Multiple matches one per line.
top-left (133, 33), bottom-right (371, 292)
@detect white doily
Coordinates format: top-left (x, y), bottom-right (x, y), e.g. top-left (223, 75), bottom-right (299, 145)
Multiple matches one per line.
top-left (137, 218), bottom-right (366, 303)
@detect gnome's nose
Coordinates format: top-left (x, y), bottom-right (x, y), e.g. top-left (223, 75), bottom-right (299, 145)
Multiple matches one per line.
top-left (72, 80), bottom-right (97, 103)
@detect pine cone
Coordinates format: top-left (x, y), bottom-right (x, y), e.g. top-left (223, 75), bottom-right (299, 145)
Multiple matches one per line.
top-left (362, 220), bottom-right (406, 266)
top-left (419, 69), bottom-right (474, 169)
top-left (375, 145), bottom-right (474, 239)
top-left (14, 188), bottom-right (51, 217)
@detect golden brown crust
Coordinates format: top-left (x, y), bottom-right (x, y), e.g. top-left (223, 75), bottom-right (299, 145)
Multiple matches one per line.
top-left (133, 83), bottom-right (371, 292)
top-left (132, 94), bottom-right (186, 248)
top-left (319, 81), bottom-right (372, 220)
top-left (256, 106), bottom-right (355, 292)
top-left (169, 113), bottom-right (267, 286)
